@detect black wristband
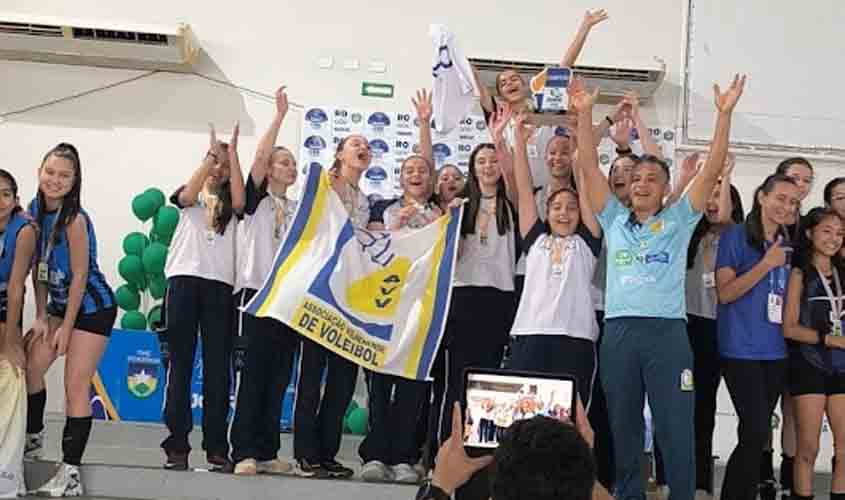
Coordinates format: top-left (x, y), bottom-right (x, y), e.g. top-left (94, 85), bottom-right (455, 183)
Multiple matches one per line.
top-left (615, 146), bottom-right (632, 155)
top-left (605, 116), bottom-right (614, 126)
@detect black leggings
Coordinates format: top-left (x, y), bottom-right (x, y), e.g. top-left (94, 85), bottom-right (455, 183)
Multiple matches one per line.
top-left (720, 358), bottom-right (787, 500)
top-left (687, 314), bottom-right (721, 492)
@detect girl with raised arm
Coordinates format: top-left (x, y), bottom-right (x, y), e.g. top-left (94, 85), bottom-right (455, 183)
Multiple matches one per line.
top-left (506, 111), bottom-right (601, 408)
top-left (160, 124), bottom-right (244, 472)
top-left (229, 86), bottom-right (299, 477)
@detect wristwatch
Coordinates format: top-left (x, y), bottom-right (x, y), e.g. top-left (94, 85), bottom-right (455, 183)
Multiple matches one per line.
top-left (416, 480), bottom-right (451, 500)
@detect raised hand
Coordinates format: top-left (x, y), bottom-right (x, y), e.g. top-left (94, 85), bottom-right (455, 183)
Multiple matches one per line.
top-left (569, 87), bottom-right (599, 114)
top-left (622, 91), bottom-right (641, 120)
top-left (611, 117), bottom-right (633, 146)
top-left (412, 88), bottom-right (433, 123)
top-left (208, 123), bottom-right (224, 161)
top-left (680, 152), bottom-right (701, 180)
top-left (582, 8), bottom-right (609, 29)
top-left (714, 74), bottom-right (747, 113)
top-left (488, 102), bottom-right (513, 144)
top-left (275, 86), bottom-right (289, 117)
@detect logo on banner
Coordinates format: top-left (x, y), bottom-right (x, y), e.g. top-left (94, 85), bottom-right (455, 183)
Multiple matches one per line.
top-left (127, 351), bottom-right (161, 399)
top-left (334, 109), bottom-right (349, 125)
top-left (370, 139), bottom-right (390, 160)
top-left (368, 112), bottom-right (391, 133)
top-left (432, 143), bottom-right (452, 164)
top-left (365, 166), bottom-right (388, 182)
top-left (305, 108), bottom-right (329, 130)
top-left (304, 136), bottom-right (327, 157)
top-left (351, 112), bottom-right (363, 124)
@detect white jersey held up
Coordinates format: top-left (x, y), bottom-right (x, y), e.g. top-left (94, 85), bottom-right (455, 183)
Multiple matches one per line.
top-left (430, 24), bottom-right (478, 135)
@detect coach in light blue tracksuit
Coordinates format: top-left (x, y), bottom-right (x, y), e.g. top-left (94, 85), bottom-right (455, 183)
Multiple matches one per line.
top-left (572, 74), bottom-right (747, 500)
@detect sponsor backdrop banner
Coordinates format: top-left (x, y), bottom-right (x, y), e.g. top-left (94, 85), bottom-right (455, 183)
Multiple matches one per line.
top-left (300, 104), bottom-right (677, 200)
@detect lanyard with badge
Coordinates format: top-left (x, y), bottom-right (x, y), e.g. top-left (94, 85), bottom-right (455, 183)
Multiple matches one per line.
top-left (38, 209), bottom-right (60, 283)
top-left (548, 235), bottom-right (574, 278)
top-left (818, 267), bottom-right (844, 337)
top-left (200, 192), bottom-right (219, 243)
top-left (268, 190), bottom-right (289, 240)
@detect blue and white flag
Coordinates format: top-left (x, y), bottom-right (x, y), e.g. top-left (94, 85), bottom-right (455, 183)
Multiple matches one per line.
top-left (246, 164), bottom-right (462, 380)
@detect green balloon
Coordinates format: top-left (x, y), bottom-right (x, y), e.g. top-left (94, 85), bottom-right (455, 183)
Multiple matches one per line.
top-left (147, 305), bottom-right (163, 328)
top-left (144, 188), bottom-right (166, 211)
top-left (118, 255), bottom-right (145, 285)
top-left (142, 243), bottom-right (168, 274)
top-left (121, 311), bottom-right (147, 330)
top-left (115, 284), bottom-right (141, 311)
top-left (347, 407), bottom-right (368, 435)
top-left (122, 232), bottom-right (150, 257)
top-left (149, 274), bottom-right (168, 300)
top-left (154, 206), bottom-right (180, 237)
top-left (131, 193), bottom-right (158, 222)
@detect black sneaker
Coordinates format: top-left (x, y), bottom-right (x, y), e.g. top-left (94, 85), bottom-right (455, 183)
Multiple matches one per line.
top-left (164, 450), bottom-right (189, 471)
top-left (296, 459), bottom-right (329, 479)
top-left (321, 459), bottom-right (354, 479)
top-left (207, 454), bottom-right (234, 473)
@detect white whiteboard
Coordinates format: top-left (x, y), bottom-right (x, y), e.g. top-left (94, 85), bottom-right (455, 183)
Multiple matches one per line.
top-left (684, 0), bottom-right (845, 154)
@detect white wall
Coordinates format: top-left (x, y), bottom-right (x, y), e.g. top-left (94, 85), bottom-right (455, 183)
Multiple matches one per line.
top-left (1, 0), bottom-right (840, 470)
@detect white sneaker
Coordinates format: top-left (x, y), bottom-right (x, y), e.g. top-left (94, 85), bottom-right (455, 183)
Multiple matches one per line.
top-left (24, 431), bottom-right (44, 460)
top-left (694, 490), bottom-right (713, 500)
top-left (392, 463), bottom-right (420, 484)
top-left (17, 475), bottom-right (27, 497)
top-left (360, 460), bottom-right (391, 482)
top-left (234, 458), bottom-right (257, 476)
top-left (35, 463), bottom-right (83, 497)
top-left (256, 458), bottom-right (293, 475)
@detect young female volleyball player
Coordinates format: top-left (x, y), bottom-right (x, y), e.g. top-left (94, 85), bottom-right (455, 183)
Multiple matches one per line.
top-left (684, 156), bottom-right (744, 497)
top-left (783, 207), bottom-right (845, 500)
top-left (160, 125), bottom-right (244, 472)
top-left (229, 86), bottom-right (299, 476)
top-left (25, 143), bottom-right (117, 496)
top-left (506, 110), bottom-right (601, 407)
top-left (292, 132), bottom-right (372, 479)
top-left (715, 173), bottom-right (800, 500)
top-left (359, 89), bottom-right (442, 484)
top-left (426, 132), bottom-right (518, 499)
top-left (0, 169), bottom-right (35, 497)
top-left (767, 156), bottom-right (815, 492)
top-left (436, 165), bottom-right (465, 213)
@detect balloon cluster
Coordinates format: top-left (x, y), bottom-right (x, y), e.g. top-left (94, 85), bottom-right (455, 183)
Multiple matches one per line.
top-left (343, 400), bottom-right (368, 435)
top-left (115, 188), bottom-right (180, 330)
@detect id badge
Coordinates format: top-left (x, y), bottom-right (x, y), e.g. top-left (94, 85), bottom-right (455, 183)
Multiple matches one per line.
top-left (37, 262), bottom-right (49, 283)
top-left (551, 264), bottom-right (564, 278)
top-left (702, 272), bottom-right (716, 289)
top-left (205, 230), bottom-right (216, 244)
top-left (767, 293), bottom-right (783, 324)
top-left (831, 312), bottom-right (843, 337)
top-left (527, 144), bottom-right (539, 159)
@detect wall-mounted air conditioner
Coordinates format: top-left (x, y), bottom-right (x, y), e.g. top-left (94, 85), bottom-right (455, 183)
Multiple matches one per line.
top-left (0, 13), bottom-right (200, 72)
top-left (470, 57), bottom-right (666, 100)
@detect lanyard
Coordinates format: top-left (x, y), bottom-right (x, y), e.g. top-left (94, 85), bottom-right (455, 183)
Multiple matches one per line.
top-left (268, 190), bottom-right (289, 239)
top-left (41, 206), bottom-right (61, 264)
top-left (818, 266), bottom-right (844, 325)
